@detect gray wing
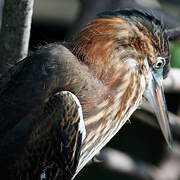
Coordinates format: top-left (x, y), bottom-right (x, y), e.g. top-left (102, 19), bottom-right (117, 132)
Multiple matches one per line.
top-left (0, 43), bottom-right (86, 179)
top-left (38, 91), bottom-right (86, 180)
top-left (0, 43), bottom-right (82, 137)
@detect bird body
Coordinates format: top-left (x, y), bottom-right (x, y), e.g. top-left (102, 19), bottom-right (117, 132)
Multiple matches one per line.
top-left (72, 10), bottom-right (172, 173)
top-left (0, 9), bottom-right (172, 179)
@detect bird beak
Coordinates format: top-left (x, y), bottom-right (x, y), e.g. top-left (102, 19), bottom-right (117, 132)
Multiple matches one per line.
top-left (144, 71), bottom-right (173, 149)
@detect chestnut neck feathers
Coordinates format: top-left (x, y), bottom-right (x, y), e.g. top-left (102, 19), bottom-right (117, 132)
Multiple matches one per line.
top-left (72, 9), bottom-right (170, 80)
top-left (70, 10), bottom-right (171, 174)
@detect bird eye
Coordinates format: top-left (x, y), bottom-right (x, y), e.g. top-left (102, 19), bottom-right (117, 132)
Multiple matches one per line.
top-left (154, 57), bottom-right (166, 70)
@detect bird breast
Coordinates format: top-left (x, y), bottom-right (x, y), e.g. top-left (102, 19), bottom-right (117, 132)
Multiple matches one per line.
top-left (77, 58), bottom-right (146, 174)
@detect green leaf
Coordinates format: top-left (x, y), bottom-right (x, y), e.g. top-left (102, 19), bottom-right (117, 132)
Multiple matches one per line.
top-left (170, 42), bottom-right (180, 68)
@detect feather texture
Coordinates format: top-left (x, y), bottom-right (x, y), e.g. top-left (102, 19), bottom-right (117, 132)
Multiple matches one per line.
top-left (0, 9), bottom-right (171, 179)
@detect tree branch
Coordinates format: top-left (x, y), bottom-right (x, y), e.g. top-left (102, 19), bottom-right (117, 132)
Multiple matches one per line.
top-left (99, 146), bottom-right (180, 180)
top-left (168, 27), bottom-right (180, 41)
top-left (0, 0), bottom-right (34, 75)
top-left (163, 68), bottom-right (180, 93)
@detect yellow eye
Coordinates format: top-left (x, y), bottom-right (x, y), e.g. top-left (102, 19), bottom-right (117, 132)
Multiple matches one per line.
top-left (154, 57), bottom-right (166, 69)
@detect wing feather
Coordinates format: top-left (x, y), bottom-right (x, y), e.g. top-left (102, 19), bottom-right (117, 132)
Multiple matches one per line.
top-left (0, 43), bottom-right (86, 179)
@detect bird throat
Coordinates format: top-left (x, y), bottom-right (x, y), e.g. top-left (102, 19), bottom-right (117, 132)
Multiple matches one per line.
top-left (71, 16), bottom-right (151, 174)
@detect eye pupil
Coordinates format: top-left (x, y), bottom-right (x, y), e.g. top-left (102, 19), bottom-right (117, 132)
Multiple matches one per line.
top-left (157, 62), bottom-right (162, 67)
top-left (154, 57), bottom-right (165, 69)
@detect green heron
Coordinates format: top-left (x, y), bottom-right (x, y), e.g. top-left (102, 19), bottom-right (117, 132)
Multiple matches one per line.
top-left (0, 9), bottom-right (173, 179)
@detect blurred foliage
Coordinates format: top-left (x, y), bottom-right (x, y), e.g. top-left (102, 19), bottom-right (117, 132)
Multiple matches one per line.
top-left (171, 42), bottom-right (180, 68)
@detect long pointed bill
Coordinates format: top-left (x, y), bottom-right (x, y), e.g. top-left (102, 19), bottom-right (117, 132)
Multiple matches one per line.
top-left (144, 71), bottom-right (173, 149)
